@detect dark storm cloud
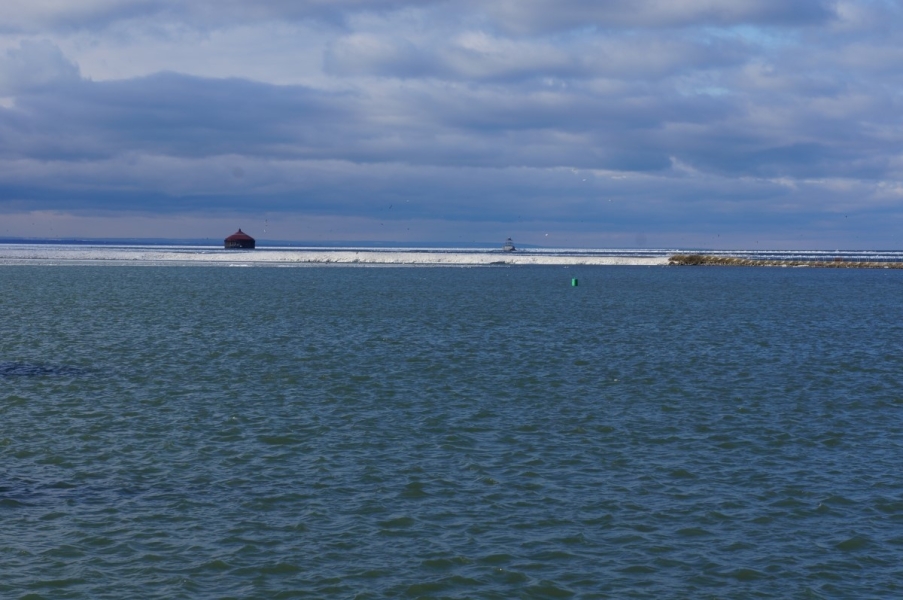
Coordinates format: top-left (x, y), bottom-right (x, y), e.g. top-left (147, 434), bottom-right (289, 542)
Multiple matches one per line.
top-left (2, 52), bottom-right (899, 213)
top-left (1, 70), bottom-right (730, 173)
top-left (0, 0), bottom-right (838, 41)
top-left (481, 0), bottom-right (836, 33)
top-left (324, 31), bottom-right (750, 82)
top-left (3, 73), bottom-right (350, 161)
top-left (0, 0), bottom-right (449, 34)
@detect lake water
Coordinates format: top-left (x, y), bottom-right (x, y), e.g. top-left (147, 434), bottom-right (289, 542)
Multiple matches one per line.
top-left (2, 265), bottom-right (902, 598)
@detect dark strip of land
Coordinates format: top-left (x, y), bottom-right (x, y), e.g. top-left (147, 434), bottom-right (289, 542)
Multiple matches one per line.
top-left (668, 254), bottom-right (903, 269)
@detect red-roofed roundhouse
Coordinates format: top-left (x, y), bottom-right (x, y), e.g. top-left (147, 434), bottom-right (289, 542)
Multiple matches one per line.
top-left (224, 229), bottom-right (255, 249)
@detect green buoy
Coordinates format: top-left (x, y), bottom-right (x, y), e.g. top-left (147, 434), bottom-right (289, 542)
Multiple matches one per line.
top-left (572, 278), bottom-right (578, 286)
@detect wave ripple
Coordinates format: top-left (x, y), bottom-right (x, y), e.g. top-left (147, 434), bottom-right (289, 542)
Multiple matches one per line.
top-left (2, 265), bottom-right (902, 598)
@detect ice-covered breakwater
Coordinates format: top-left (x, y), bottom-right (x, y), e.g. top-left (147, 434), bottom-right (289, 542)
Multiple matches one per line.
top-left (0, 244), bottom-right (668, 266)
top-left (5, 244), bottom-right (901, 267)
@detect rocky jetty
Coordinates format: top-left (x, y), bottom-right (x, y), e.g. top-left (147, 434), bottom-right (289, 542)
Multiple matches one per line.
top-left (668, 254), bottom-right (903, 269)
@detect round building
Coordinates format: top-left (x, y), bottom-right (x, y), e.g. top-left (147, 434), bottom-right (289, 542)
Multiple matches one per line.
top-left (224, 229), bottom-right (255, 249)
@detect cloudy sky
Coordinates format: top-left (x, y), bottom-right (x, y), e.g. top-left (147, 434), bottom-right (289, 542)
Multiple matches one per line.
top-left (0, 0), bottom-right (901, 248)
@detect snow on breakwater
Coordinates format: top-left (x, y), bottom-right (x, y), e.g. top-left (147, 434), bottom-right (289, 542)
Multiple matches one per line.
top-left (0, 244), bottom-right (669, 266)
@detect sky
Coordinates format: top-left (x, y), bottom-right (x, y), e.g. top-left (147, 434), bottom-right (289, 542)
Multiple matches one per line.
top-left (0, 0), bottom-right (901, 248)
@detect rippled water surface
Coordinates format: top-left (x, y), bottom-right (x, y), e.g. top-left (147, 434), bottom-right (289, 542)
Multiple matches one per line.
top-left (2, 265), bottom-right (903, 599)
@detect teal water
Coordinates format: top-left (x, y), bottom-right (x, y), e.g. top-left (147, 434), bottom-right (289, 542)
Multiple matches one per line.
top-left (2, 265), bottom-right (902, 598)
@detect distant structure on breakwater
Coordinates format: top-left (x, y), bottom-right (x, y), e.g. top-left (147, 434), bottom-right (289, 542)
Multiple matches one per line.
top-left (224, 229), bottom-right (255, 249)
